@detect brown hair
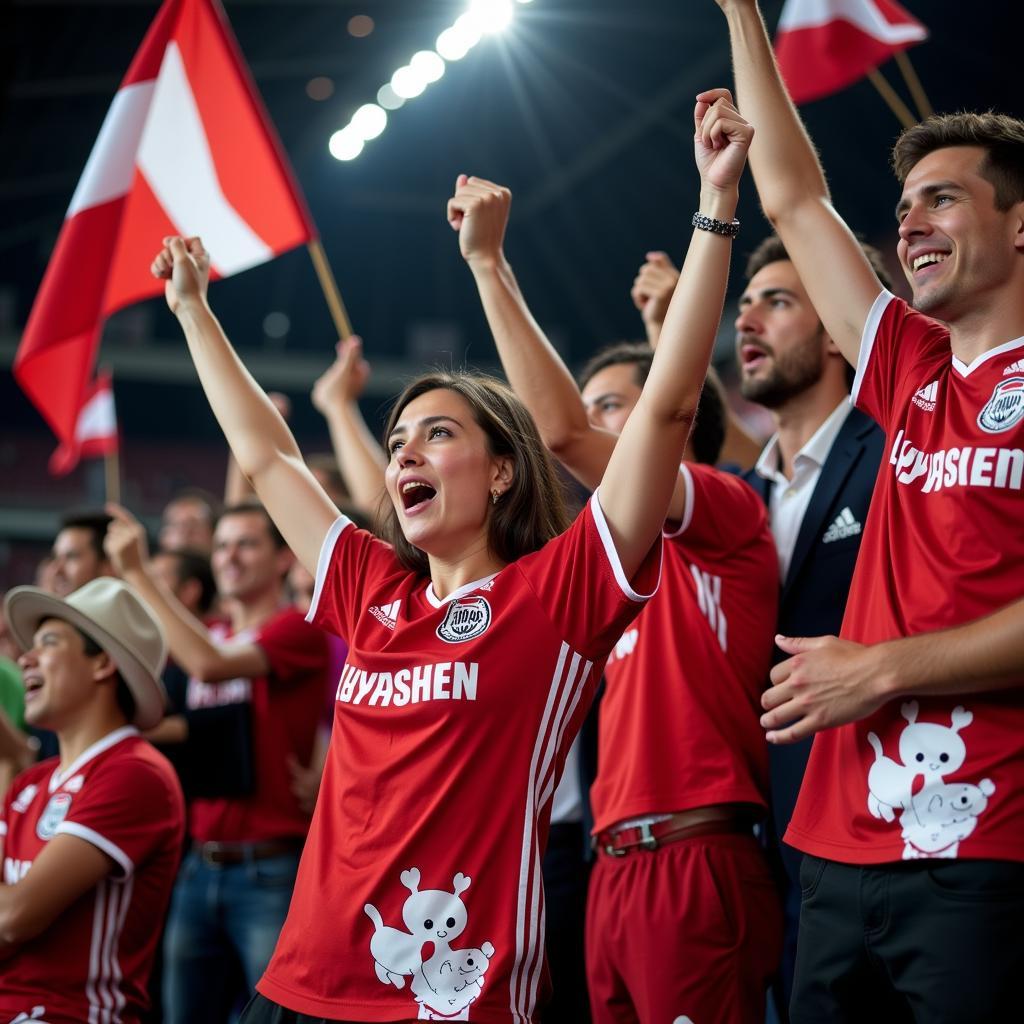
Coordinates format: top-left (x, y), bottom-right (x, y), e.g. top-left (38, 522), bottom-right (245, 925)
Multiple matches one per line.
top-left (891, 112), bottom-right (1024, 211)
top-left (745, 233), bottom-right (893, 291)
top-left (378, 372), bottom-right (571, 574)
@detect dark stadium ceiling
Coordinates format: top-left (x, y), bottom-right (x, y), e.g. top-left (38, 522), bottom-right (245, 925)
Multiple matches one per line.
top-left (1, 0), bottom-right (1017, 441)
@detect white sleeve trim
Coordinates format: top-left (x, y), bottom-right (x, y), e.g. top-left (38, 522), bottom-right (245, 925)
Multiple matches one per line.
top-left (590, 489), bottom-right (662, 603)
top-left (0, 821), bottom-right (7, 837)
top-left (56, 821), bottom-right (134, 879)
top-left (305, 515), bottom-right (353, 625)
top-left (851, 290), bottom-right (895, 406)
top-left (662, 463), bottom-right (695, 539)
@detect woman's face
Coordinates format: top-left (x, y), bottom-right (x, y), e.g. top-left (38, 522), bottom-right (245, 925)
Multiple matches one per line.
top-left (384, 389), bottom-right (510, 561)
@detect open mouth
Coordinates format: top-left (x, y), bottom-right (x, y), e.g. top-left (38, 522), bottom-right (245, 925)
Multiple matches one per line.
top-left (23, 674), bottom-right (44, 702)
top-left (740, 343), bottom-right (770, 372)
top-left (400, 479), bottom-right (437, 513)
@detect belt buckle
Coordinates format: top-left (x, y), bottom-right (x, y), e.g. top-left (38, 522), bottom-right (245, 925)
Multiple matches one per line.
top-left (638, 821), bottom-right (658, 851)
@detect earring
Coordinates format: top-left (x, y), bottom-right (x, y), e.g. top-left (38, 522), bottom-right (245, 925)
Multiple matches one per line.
top-left (491, 489), bottom-right (501, 505)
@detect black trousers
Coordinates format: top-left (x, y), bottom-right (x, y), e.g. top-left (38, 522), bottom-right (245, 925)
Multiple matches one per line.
top-left (792, 855), bottom-right (1024, 1024)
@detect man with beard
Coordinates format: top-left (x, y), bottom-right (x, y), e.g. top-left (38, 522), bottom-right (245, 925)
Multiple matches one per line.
top-left (734, 234), bottom-right (889, 1016)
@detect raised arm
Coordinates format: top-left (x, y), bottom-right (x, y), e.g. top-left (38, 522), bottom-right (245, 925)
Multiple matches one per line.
top-left (310, 336), bottom-right (388, 517)
top-left (714, 0), bottom-right (883, 363)
top-left (105, 505), bottom-right (270, 683)
top-left (448, 176), bottom-right (620, 494)
top-left (152, 237), bottom-right (338, 573)
top-left (588, 92), bottom-right (753, 578)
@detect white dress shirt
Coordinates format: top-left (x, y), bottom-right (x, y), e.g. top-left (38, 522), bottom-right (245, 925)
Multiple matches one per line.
top-left (755, 398), bottom-right (853, 579)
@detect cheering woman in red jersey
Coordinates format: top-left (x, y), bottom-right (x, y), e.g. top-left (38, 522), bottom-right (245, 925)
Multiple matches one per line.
top-left (151, 90), bottom-right (754, 1024)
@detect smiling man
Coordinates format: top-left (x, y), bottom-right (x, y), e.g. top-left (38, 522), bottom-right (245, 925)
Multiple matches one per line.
top-left (714, 1), bottom-right (1024, 1020)
top-left (0, 577), bottom-right (184, 1024)
top-left (735, 234), bottom-right (889, 1015)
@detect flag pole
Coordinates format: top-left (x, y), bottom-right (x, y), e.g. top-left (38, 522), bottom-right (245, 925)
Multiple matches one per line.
top-left (307, 240), bottom-right (353, 339)
top-left (893, 51), bottom-right (933, 121)
top-left (105, 448), bottom-right (121, 506)
top-left (866, 69), bottom-right (917, 129)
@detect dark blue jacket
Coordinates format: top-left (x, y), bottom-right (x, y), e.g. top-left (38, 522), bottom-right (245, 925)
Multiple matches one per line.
top-left (744, 405), bottom-right (884, 880)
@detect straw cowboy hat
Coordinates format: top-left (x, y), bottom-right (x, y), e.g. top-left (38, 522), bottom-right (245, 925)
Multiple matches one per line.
top-left (4, 576), bottom-right (168, 729)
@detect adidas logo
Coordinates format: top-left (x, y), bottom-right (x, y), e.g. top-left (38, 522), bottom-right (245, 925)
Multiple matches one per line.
top-left (368, 599), bottom-right (401, 630)
top-left (912, 380), bottom-right (939, 412)
top-left (823, 507), bottom-right (862, 544)
top-left (1003, 358), bottom-right (1024, 376)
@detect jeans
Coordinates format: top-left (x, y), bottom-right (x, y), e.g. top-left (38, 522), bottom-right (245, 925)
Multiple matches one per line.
top-left (163, 847), bottom-right (300, 1024)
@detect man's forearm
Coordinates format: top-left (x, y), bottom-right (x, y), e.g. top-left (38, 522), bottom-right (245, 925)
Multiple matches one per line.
top-left (120, 566), bottom-right (227, 682)
top-left (721, 1), bottom-right (830, 221)
top-left (323, 402), bottom-right (387, 516)
top-left (877, 597), bottom-right (1024, 701)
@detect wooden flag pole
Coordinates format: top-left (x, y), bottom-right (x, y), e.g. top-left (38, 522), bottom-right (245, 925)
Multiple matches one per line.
top-left (307, 239), bottom-right (353, 340)
top-left (893, 51), bottom-right (934, 121)
top-left (105, 448), bottom-right (121, 506)
top-left (866, 68), bottom-right (917, 129)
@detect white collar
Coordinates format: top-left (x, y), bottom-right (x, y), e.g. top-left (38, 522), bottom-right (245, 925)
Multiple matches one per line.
top-left (755, 397), bottom-right (852, 483)
top-left (50, 725), bottom-right (138, 794)
top-left (425, 572), bottom-right (500, 609)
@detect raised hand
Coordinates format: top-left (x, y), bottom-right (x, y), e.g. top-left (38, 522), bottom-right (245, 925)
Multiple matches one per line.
top-left (632, 251), bottom-right (681, 331)
top-left (150, 236), bottom-right (210, 315)
top-left (693, 89), bottom-right (754, 194)
top-left (312, 335), bottom-right (370, 415)
top-left (103, 503), bottom-right (150, 577)
top-left (446, 174), bottom-right (512, 269)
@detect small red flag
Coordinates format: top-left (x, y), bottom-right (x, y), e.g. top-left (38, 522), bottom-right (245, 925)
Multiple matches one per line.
top-left (49, 370), bottom-right (119, 476)
top-left (775, 0), bottom-right (928, 105)
top-left (15, 0), bottom-right (316, 475)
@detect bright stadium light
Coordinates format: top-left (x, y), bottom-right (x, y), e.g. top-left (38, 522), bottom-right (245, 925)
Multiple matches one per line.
top-left (351, 103), bottom-right (388, 141)
top-left (376, 83), bottom-right (405, 111)
top-left (391, 65), bottom-right (427, 99)
top-left (469, 0), bottom-right (514, 33)
top-left (330, 1), bottom-right (534, 161)
top-left (329, 127), bottom-right (364, 161)
top-left (410, 50), bottom-right (446, 84)
top-left (436, 26), bottom-right (472, 61)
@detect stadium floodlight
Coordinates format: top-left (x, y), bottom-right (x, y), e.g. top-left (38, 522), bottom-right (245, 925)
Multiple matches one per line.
top-left (331, 0), bottom-right (534, 161)
top-left (351, 103), bottom-right (388, 141)
top-left (410, 50), bottom-right (446, 84)
top-left (329, 127), bottom-right (364, 161)
top-left (376, 83), bottom-right (405, 110)
top-left (436, 26), bottom-right (472, 62)
top-left (391, 65), bottom-right (427, 99)
top-left (468, 0), bottom-right (514, 33)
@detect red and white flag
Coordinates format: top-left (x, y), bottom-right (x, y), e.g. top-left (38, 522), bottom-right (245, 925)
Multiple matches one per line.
top-left (49, 370), bottom-right (119, 475)
top-left (15, 0), bottom-right (315, 475)
top-left (775, 0), bottom-right (928, 104)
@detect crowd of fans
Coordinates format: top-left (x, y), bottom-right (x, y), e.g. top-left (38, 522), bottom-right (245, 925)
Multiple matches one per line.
top-left (2, 2), bottom-right (1023, 1023)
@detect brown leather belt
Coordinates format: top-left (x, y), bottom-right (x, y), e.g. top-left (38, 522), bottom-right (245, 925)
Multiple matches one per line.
top-left (594, 811), bottom-right (754, 857)
top-left (194, 838), bottom-right (303, 865)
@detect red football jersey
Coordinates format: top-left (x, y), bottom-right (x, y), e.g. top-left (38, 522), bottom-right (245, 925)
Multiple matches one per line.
top-left (591, 463), bottom-right (778, 833)
top-left (0, 729), bottom-right (184, 1024)
top-left (257, 496), bottom-right (659, 1023)
top-left (787, 292), bottom-right (1024, 864)
top-left (187, 607), bottom-right (330, 842)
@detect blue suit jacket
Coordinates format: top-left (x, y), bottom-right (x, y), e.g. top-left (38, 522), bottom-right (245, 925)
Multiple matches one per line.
top-left (744, 404), bottom-right (884, 881)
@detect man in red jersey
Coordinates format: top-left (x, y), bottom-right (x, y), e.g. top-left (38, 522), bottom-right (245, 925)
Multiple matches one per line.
top-left (714, 2), bottom-right (1024, 1020)
top-left (0, 576), bottom-right (184, 1024)
top-left (104, 500), bottom-right (331, 1024)
top-left (456, 171), bottom-right (783, 1023)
